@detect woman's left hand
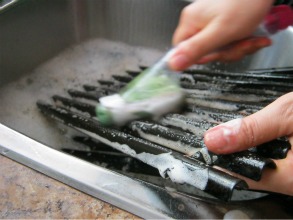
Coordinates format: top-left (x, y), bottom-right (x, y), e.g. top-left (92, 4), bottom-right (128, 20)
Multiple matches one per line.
top-left (204, 92), bottom-right (293, 195)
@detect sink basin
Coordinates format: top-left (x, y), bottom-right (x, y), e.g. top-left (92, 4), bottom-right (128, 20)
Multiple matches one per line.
top-left (0, 0), bottom-right (292, 218)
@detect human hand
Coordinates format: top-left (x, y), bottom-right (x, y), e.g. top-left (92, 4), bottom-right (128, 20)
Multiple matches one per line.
top-left (196, 37), bottom-right (272, 64)
top-left (204, 92), bottom-right (293, 195)
top-left (169, 0), bottom-right (273, 70)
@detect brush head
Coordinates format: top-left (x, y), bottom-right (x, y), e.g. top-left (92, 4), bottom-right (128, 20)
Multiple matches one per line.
top-left (96, 90), bottom-right (185, 127)
top-left (96, 52), bottom-right (185, 127)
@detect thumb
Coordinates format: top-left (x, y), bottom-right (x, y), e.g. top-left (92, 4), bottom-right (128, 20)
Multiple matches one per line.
top-left (204, 92), bottom-right (293, 154)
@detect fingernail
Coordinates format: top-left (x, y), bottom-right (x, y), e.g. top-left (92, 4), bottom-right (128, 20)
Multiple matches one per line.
top-left (169, 53), bottom-right (189, 70)
top-left (204, 118), bottom-right (242, 152)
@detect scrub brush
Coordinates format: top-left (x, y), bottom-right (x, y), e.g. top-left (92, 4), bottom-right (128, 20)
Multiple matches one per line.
top-left (96, 49), bottom-right (186, 127)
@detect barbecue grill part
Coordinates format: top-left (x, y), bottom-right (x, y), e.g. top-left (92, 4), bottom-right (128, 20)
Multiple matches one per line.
top-left (127, 120), bottom-right (275, 181)
top-left (36, 101), bottom-right (247, 201)
top-left (72, 135), bottom-right (122, 153)
top-left (69, 136), bottom-right (245, 201)
top-left (127, 120), bottom-right (206, 156)
top-left (51, 95), bottom-right (277, 181)
top-left (186, 97), bottom-right (264, 115)
top-left (185, 105), bottom-right (244, 123)
top-left (62, 148), bottom-right (160, 176)
top-left (250, 139), bottom-right (291, 159)
top-left (37, 65), bottom-right (291, 201)
top-left (184, 69), bottom-right (293, 93)
top-left (68, 89), bottom-right (106, 101)
top-left (112, 75), bottom-right (132, 83)
top-left (124, 68), bottom-right (290, 96)
top-left (53, 95), bottom-right (96, 116)
top-left (214, 152), bottom-right (276, 181)
top-left (117, 67), bottom-right (289, 98)
top-left (159, 113), bottom-right (217, 136)
top-left (96, 50), bottom-right (186, 126)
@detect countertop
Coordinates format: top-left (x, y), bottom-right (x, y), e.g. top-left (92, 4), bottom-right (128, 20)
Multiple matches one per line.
top-left (0, 155), bottom-right (139, 219)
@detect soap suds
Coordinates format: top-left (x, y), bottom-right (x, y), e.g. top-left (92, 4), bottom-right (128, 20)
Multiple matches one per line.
top-left (137, 152), bottom-right (208, 190)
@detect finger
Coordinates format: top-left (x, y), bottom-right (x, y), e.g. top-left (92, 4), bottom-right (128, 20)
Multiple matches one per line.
top-left (169, 19), bottom-right (249, 70)
top-left (196, 52), bottom-right (221, 64)
top-left (219, 37), bottom-right (271, 61)
top-left (173, 27), bottom-right (199, 47)
top-left (244, 150), bottom-right (293, 195)
top-left (195, 37), bottom-right (272, 64)
top-left (172, 5), bottom-right (201, 46)
top-left (214, 149), bottom-right (293, 195)
top-left (243, 37), bottom-right (272, 54)
top-left (204, 92), bottom-right (293, 154)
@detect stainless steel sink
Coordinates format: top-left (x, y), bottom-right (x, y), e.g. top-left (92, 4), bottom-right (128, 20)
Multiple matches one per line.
top-left (0, 0), bottom-right (292, 218)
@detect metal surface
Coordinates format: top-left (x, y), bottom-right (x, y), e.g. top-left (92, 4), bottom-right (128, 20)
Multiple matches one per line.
top-left (0, 0), bottom-right (293, 219)
top-left (0, 124), bottom-right (169, 218)
top-left (0, 0), bottom-right (18, 11)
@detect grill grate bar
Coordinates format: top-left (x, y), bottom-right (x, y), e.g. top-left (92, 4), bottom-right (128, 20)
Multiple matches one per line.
top-left (185, 105), bottom-right (244, 123)
top-left (62, 148), bottom-right (160, 176)
top-left (185, 89), bottom-right (277, 104)
top-left (186, 97), bottom-right (264, 114)
top-left (184, 68), bottom-right (293, 79)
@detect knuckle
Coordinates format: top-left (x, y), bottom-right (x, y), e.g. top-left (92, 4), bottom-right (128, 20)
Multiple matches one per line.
top-left (181, 6), bottom-right (193, 20)
top-left (241, 117), bottom-right (259, 147)
top-left (215, 18), bottom-right (251, 40)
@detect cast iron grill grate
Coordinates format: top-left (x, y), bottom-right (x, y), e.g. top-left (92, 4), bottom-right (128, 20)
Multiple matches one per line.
top-left (37, 67), bottom-right (292, 201)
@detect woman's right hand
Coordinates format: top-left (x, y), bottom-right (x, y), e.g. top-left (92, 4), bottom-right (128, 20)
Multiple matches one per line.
top-left (169, 0), bottom-right (273, 70)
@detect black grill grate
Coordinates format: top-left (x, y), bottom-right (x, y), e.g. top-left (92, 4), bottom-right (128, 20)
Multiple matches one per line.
top-left (37, 67), bottom-right (292, 201)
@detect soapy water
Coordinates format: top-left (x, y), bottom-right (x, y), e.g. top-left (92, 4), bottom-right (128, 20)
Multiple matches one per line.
top-left (0, 38), bottom-right (164, 150)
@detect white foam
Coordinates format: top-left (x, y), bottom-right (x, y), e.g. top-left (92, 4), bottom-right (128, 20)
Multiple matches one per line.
top-left (137, 152), bottom-right (208, 190)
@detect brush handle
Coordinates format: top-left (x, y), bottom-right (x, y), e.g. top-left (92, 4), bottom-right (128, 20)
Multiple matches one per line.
top-left (261, 5), bottom-right (293, 35)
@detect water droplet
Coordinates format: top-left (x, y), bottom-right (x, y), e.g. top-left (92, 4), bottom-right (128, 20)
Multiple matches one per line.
top-left (178, 204), bottom-right (185, 212)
